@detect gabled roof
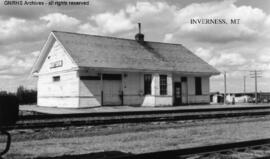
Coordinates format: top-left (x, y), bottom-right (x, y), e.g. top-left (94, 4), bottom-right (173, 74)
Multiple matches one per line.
top-left (32, 31), bottom-right (220, 75)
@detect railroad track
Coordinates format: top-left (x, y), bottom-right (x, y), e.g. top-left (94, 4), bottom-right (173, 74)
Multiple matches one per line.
top-left (112, 138), bottom-right (270, 159)
top-left (35, 138), bottom-right (270, 159)
top-left (5, 106), bottom-right (270, 130)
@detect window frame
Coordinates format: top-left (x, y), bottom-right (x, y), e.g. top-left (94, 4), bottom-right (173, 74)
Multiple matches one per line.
top-left (160, 75), bottom-right (167, 95)
top-left (144, 74), bottom-right (152, 95)
top-left (195, 77), bottom-right (202, 95)
top-left (52, 76), bottom-right (60, 82)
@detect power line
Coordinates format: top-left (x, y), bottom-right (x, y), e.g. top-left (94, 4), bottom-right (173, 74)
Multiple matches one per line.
top-left (224, 71), bottom-right (227, 105)
top-left (250, 70), bottom-right (262, 104)
top-left (243, 75), bottom-right (246, 94)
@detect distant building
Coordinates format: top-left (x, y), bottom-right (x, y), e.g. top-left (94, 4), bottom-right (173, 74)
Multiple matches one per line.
top-left (211, 92), bottom-right (270, 104)
top-left (32, 30), bottom-right (219, 108)
top-left (210, 92), bottom-right (224, 103)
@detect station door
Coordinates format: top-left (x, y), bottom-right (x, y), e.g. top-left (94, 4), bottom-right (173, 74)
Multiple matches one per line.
top-left (174, 82), bottom-right (182, 105)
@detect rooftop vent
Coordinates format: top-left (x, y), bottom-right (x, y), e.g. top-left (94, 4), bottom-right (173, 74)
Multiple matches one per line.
top-left (135, 23), bottom-right (144, 42)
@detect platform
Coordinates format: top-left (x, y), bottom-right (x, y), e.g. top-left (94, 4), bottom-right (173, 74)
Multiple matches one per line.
top-left (19, 103), bottom-right (270, 115)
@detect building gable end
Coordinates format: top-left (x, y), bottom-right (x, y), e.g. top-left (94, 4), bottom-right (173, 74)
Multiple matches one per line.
top-left (31, 33), bottom-right (78, 76)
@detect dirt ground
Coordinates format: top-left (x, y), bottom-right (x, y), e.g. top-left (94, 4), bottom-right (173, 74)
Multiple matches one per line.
top-left (1, 117), bottom-right (270, 159)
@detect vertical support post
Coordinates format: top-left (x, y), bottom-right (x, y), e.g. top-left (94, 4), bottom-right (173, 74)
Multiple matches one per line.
top-left (101, 73), bottom-right (103, 106)
top-left (224, 71), bottom-right (227, 105)
top-left (121, 73), bottom-right (124, 106)
top-left (167, 73), bottom-right (173, 106)
top-left (152, 73), bottom-right (159, 106)
top-left (186, 77), bottom-right (189, 105)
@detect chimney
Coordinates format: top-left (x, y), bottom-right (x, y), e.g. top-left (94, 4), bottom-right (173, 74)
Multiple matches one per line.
top-left (135, 23), bottom-right (144, 42)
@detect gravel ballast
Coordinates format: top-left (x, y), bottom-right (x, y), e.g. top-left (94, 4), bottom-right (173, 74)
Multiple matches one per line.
top-left (1, 117), bottom-right (270, 158)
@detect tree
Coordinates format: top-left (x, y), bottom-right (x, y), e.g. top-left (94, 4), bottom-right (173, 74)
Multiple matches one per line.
top-left (16, 86), bottom-right (37, 105)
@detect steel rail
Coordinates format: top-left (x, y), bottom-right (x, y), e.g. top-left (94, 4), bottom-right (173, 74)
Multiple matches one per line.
top-left (112, 138), bottom-right (270, 159)
top-left (6, 110), bottom-right (270, 130)
top-left (35, 138), bottom-right (270, 159)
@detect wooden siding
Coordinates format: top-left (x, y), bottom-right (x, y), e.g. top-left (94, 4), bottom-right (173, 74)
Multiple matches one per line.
top-left (35, 32), bottom-right (215, 108)
top-left (78, 70), bottom-right (102, 107)
top-left (79, 79), bottom-right (101, 107)
top-left (153, 73), bottom-right (160, 96)
top-left (38, 69), bottom-right (211, 107)
top-left (37, 39), bottom-right (80, 108)
top-left (123, 72), bottom-right (173, 106)
top-left (123, 72), bottom-right (142, 105)
top-left (39, 40), bottom-right (77, 74)
top-left (187, 76), bottom-right (210, 104)
top-left (188, 77), bottom-right (196, 96)
top-left (38, 97), bottom-right (79, 108)
top-left (78, 72), bottom-right (210, 107)
top-left (202, 77), bottom-right (210, 95)
top-left (152, 73), bottom-right (173, 106)
top-left (103, 79), bottom-right (122, 105)
top-left (38, 71), bottom-right (80, 107)
top-left (181, 81), bottom-right (188, 104)
top-left (79, 97), bottom-right (101, 107)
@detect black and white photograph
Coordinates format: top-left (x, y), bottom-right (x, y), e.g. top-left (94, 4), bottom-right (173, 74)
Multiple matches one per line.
top-left (0, 0), bottom-right (270, 158)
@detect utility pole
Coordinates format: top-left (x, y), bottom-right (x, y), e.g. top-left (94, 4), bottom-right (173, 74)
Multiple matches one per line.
top-left (224, 71), bottom-right (227, 105)
top-left (243, 75), bottom-right (246, 94)
top-left (250, 70), bottom-right (262, 104)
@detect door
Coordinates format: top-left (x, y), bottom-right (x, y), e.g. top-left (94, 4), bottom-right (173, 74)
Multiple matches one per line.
top-left (174, 82), bottom-right (182, 105)
top-left (181, 81), bottom-right (188, 104)
top-left (102, 74), bottom-right (122, 106)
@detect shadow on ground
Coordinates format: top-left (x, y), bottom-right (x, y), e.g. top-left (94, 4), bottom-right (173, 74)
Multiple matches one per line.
top-left (35, 151), bottom-right (133, 159)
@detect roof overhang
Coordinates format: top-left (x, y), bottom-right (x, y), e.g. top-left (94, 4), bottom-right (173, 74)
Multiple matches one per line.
top-left (31, 32), bottom-right (56, 76)
top-left (78, 66), bottom-right (220, 76)
top-left (31, 31), bottom-right (78, 76)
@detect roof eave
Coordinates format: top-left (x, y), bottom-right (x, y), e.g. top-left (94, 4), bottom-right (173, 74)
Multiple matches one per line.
top-left (78, 66), bottom-right (220, 76)
top-left (30, 32), bottom-right (56, 76)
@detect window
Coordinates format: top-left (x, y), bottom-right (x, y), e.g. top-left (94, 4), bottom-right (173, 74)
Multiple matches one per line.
top-left (144, 74), bottom-right (152, 95)
top-left (195, 77), bottom-right (202, 95)
top-left (160, 75), bottom-right (167, 95)
top-left (53, 76), bottom-right (60, 82)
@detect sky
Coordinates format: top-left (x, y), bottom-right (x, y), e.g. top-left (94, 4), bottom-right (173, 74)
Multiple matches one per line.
top-left (0, 0), bottom-right (270, 93)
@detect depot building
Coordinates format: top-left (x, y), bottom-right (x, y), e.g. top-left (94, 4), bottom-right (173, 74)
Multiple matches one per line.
top-left (31, 29), bottom-right (219, 108)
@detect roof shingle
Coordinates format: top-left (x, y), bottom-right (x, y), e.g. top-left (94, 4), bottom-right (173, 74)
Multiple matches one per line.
top-left (52, 31), bottom-right (219, 75)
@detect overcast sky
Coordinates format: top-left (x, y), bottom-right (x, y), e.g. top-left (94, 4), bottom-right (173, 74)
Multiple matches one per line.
top-left (0, 0), bottom-right (270, 93)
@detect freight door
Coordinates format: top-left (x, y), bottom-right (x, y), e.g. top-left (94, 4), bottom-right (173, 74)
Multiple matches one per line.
top-left (102, 74), bottom-right (122, 106)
